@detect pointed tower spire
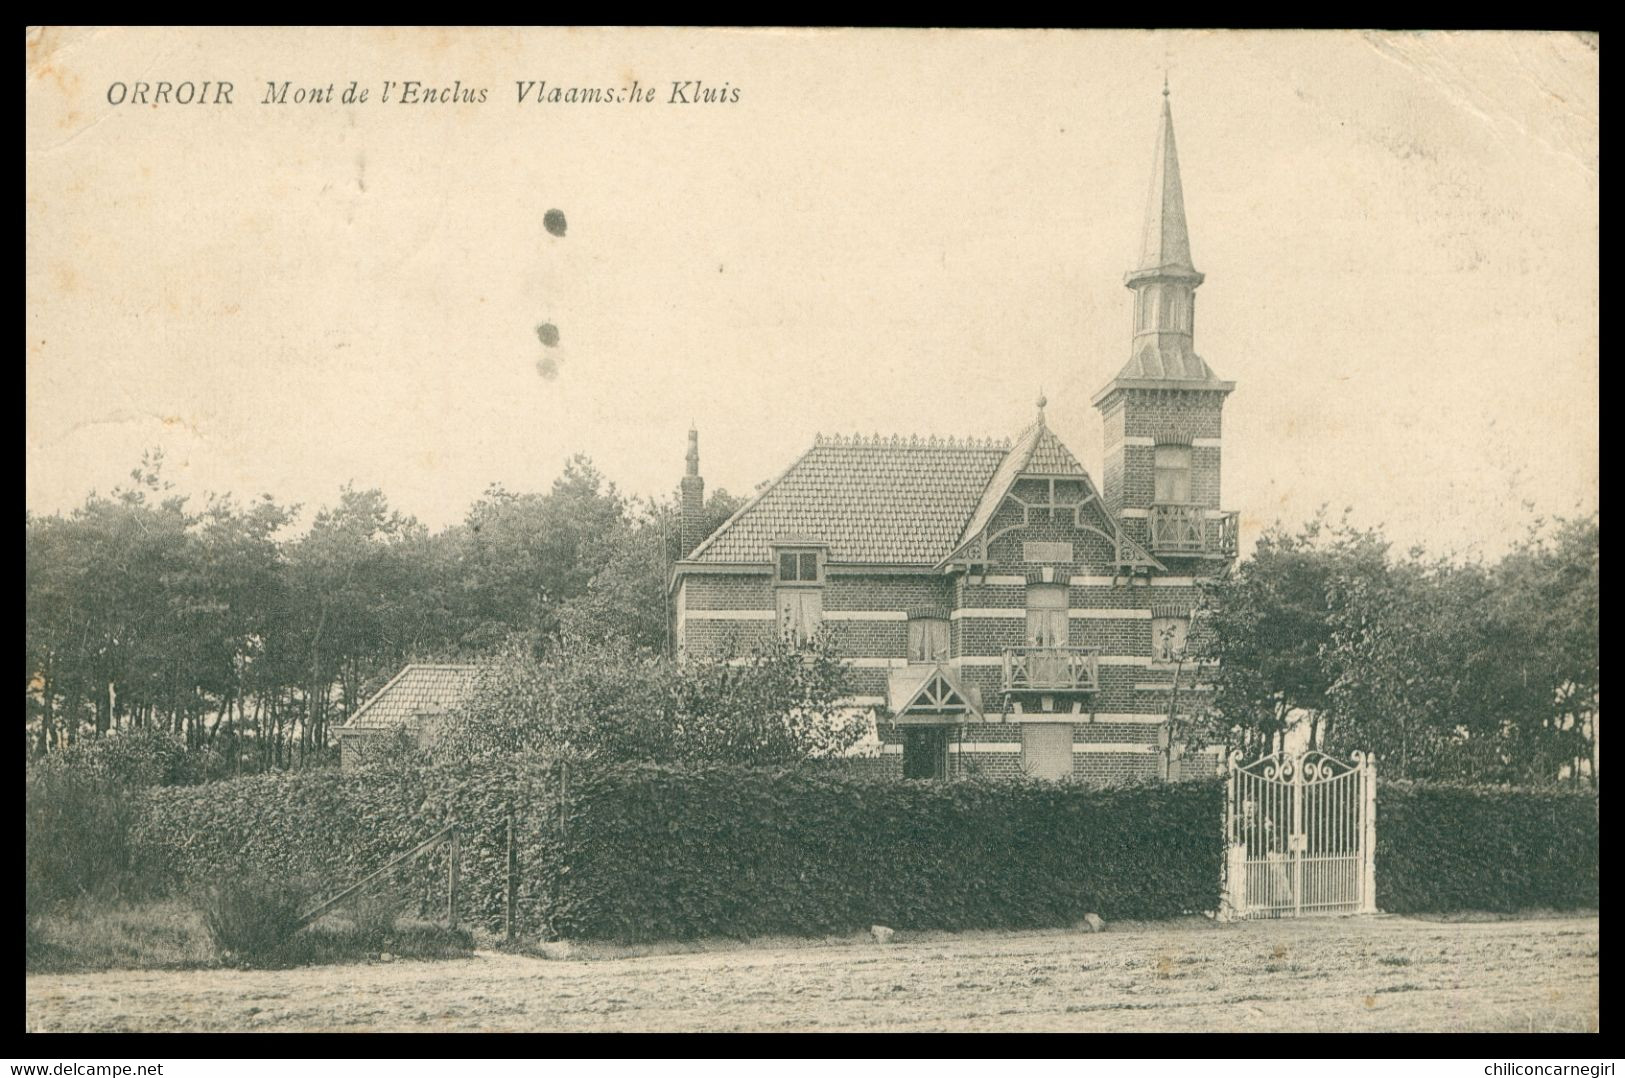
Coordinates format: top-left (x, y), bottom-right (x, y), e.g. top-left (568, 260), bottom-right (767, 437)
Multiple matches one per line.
top-left (1095, 83), bottom-right (1231, 392)
top-left (1136, 82), bottom-right (1197, 278)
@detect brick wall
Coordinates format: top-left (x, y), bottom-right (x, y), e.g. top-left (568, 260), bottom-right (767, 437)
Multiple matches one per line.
top-left (1099, 386), bottom-right (1227, 515)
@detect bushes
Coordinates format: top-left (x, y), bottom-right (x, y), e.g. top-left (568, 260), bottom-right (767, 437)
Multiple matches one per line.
top-left (119, 758), bottom-right (1600, 946)
top-left (130, 754), bottom-right (566, 937)
top-left (128, 757), bottom-right (1223, 943)
top-left (551, 765), bottom-right (1225, 942)
top-left (1377, 782), bottom-right (1599, 914)
top-left (25, 767), bottom-right (137, 919)
top-left (203, 875), bottom-right (312, 957)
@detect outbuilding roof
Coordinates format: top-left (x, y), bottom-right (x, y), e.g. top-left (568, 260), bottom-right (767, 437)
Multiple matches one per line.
top-left (342, 663), bottom-right (478, 731)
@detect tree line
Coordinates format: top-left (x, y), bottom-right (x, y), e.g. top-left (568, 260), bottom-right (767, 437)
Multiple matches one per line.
top-left (24, 450), bottom-right (741, 772)
top-left (1192, 511), bottom-right (1599, 786)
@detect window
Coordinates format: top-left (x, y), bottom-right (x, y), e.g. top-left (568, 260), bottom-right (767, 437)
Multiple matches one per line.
top-left (1025, 583), bottom-right (1069, 648)
top-left (776, 550), bottom-right (822, 584)
top-left (1154, 445), bottom-right (1193, 505)
top-left (1021, 724), bottom-right (1073, 781)
top-left (902, 728), bottom-right (949, 780)
top-left (777, 588), bottom-right (823, 646)
top-left (908, 617), bottom-right (950, 663)
top-left (1152, 616), bottom-right (1190, 663)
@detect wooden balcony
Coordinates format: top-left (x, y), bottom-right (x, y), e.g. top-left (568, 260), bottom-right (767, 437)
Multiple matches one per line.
top-left (1002, 646), bottom-right (1100, 693)
top-left (1148, 505), bottom-right (1239, 557)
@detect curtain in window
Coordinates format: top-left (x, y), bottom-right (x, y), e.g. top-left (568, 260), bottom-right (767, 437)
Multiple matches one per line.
top-left (1154, 445), bottom-right (1193, 504)
top-left (777, 588), bottom-right (823, 645)
top-left (908, 618), bottom-right (950, 663)
top-left (1025, 584), bottom-right (1068, 648)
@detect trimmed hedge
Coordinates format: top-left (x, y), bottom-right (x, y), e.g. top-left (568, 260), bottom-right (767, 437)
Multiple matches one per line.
top-left (1376, 782), bottom-right (1599, 914)
top-left (130, 757), bottom-right (566, 935)
top-left (550, 765), bottom-right (1225, 941)
top-left (129, 761), bottom-right (1597, 941)
top-left (131, 759), bottom-right (1223, 941)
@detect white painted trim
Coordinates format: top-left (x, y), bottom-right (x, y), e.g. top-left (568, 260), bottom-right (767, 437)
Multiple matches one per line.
top-left (1119, 508), bottom-right (1149, 518)
top-left (1150, 576), bottom-right (1198, 587)
top-left (1135, 683), bottom-right (1214, 693)
top-left (951, 608), bottom-right (1151, 621)
top-left (685, 609), bottom-right (776, 621)
top-left (1121, 436), bottom-right (1222, 449)
top-left (824, 611), bottom-right (909, 621)
top-left (1073, 743), bottom-right (1159, 754)
top-left (951, 655), bottom-right (1153, 667)
top-left (880, 744), bottom-right (903, 755)
top-left (1069, 575), bottom-right (1118, 587)
top-left (842, 696), bottom-right (886, 707)
top-left (980, 712), bottom-right (1172, 724)
top-left (950, 743), bottom-right (1021, 754)
top-left (847, 657), bottom-right (910, 668)
top-left (981, 575), bottom-right (1028, 586)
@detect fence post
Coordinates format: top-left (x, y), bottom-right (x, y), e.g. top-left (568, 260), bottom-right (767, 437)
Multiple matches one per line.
top-left (446, 825), bottom-right (460, 929)
top-left (505, 803), bottom-right (518, 945)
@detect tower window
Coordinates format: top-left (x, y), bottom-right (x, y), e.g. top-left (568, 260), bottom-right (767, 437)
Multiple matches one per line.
top-left (1154, 445), bottom-right (1193, 505)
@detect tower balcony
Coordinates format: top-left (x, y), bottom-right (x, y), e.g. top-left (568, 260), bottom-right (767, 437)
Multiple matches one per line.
top-left (1148, 504), bottom-right (1238, 558)
top-left (1002, 646), bottom-right (1101, 693)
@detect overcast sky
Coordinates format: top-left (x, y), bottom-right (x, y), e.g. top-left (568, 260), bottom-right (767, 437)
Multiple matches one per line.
top-left (26, 29), bottom-right (1598, 558)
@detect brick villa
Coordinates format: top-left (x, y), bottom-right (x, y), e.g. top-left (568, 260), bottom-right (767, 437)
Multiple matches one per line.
top-left (669, 88), bottom-right (1238, 782)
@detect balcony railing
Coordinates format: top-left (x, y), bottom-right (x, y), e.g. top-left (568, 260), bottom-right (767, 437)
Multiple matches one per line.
top-left (1002, 646), bottom-right (1101, 693)
top-left (1149, 505), bottom-right (1239, 557)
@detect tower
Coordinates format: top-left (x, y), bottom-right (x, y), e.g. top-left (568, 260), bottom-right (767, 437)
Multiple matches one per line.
top-left (1092, 84), bottom-right (1237, 562)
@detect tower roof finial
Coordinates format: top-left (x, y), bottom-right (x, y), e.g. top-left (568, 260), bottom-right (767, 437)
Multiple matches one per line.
top-left (1036, 388), bottom-right (1048, 417)
top-left (1162, 72), bottom-right (1170, 98)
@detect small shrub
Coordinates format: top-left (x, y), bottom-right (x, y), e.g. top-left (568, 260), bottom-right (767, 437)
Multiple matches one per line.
top-left (25, 768), bottom-right (136, 917)
top-left (345, 889), bottom-right (403, 942)
top-left (203, 875), bottom-right (311, 959)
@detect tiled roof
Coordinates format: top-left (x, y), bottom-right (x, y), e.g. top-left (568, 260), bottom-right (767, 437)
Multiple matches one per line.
top-left (343, 664), bottom-right (478, 730)
top-left (686, 434), bottom-right (1012, 565)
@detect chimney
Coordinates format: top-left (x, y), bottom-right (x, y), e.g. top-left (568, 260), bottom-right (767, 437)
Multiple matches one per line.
top-left (680, 425), bottom-right (706, 557)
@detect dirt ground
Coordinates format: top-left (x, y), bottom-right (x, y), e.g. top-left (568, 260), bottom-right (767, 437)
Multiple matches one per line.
top-left (24, 914), bottom-right (1599, 1033)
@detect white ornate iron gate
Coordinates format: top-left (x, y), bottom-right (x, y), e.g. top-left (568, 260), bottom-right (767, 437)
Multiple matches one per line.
top-left (1224, 750), bottom-right (1376, 919)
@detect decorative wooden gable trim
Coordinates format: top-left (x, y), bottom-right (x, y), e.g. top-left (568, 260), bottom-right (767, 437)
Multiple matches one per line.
top-left (888, 664), bottom-right (982, 720)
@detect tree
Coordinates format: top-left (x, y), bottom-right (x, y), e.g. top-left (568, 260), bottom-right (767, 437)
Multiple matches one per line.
top-left (1194, 511), bottom-right (1389, 759)
top-left (433, 630), bottom-right (858, 766)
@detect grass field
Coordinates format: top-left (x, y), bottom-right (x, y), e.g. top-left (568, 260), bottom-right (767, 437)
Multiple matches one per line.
top-left (24, 914), bottom-right (1598, 1033)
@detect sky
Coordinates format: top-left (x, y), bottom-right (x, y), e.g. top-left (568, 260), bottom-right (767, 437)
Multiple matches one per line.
top-left (26, 29), bottom-right (1599, 559)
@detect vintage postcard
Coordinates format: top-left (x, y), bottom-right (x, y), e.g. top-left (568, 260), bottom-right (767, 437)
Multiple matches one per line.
top-left (25, 27), bottom-right (1598, 1038)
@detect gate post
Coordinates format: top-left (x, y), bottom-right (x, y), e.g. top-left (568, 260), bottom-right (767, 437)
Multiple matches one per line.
top-left (1220, 749), bottom-right (1245, 920)
top-left (1358, 752), bottom-right (1378, 914)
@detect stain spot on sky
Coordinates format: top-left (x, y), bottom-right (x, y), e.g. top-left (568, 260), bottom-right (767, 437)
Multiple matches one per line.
top-left (536, 356), bottom-right (560, 381)
top-left (536, 322), bottom-right (560, 347)
top-left (543, 209), bottom-right (568, 237)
